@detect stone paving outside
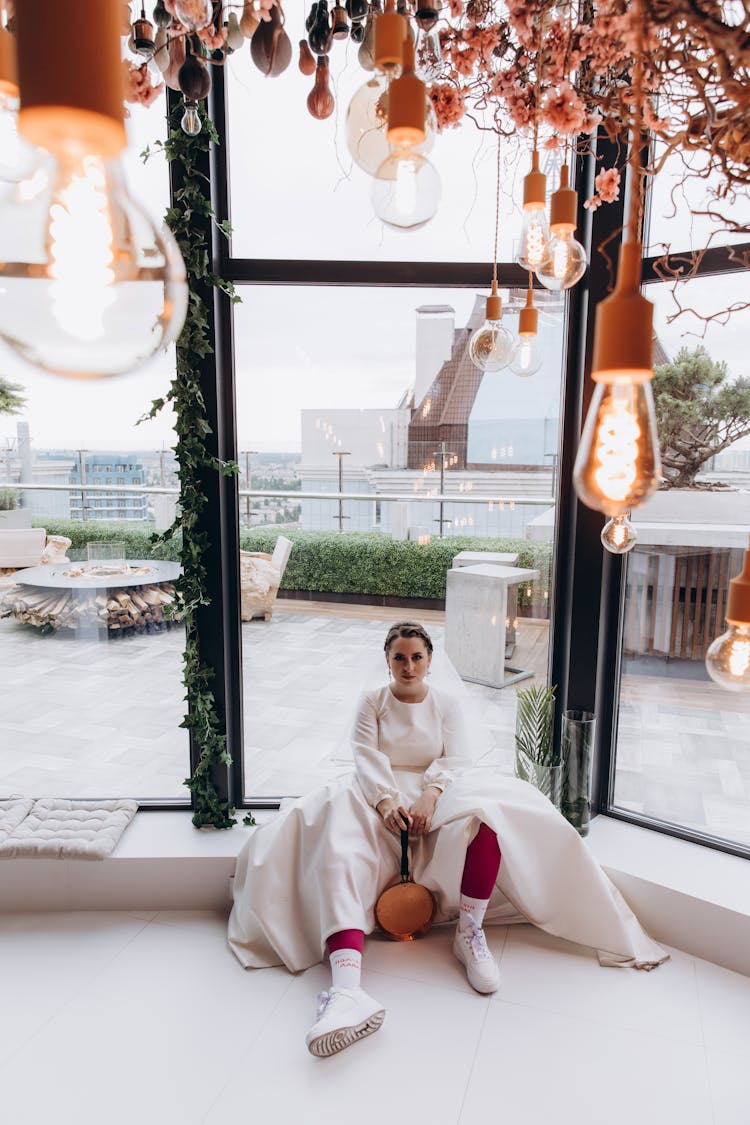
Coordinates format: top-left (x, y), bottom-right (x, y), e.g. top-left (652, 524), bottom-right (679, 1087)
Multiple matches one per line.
top-left (0, 603), bottom-right (748, 847)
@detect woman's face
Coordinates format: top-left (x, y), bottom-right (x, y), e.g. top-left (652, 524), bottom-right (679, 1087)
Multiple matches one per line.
top-left (385, 636), bottom-right (432, 687)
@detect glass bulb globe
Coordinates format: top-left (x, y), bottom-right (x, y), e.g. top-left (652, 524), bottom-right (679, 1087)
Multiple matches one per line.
top-left (181, 100), bottom-right (202, 136)
top-left (0, 151), bottom-right (188, 378)
top-left (415, 29), bottom-right (443, 81)
top-left (516, 205), bottom-right (550, 271)
top-left (705, 623), bottom-right (750, 692)
top-left (371, 149), bottom-right (441, 231)
top-left (601, 514), bottom-right (637, 554)
top-left (469, 319), bottom-right (514, 372)
top-left (573, 378), bottom-right (661, 516)
top-left (509, 334), bottom-right (543, 377)
top-left (345, 74), bottom-right (436, 176)
top-left (536, 231), bottom-right (587, 290)
top-left (0, 90), bottom-right (38, 183)
top-left (173, 0), bottom-right (214, 30)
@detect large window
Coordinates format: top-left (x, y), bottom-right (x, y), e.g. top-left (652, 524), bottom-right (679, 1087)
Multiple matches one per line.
top-left (226, 59), bottom-right (538, 263)
top-left (232, 282), bottom-right (564, 799)
top-left (0, 97), bottom-right (189, 804)
top-left (610, 273), bottom-right (750, 850)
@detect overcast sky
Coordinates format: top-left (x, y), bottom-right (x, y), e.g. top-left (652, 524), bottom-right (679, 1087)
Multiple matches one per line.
top-left (1, 37), bottom-right (747, 456)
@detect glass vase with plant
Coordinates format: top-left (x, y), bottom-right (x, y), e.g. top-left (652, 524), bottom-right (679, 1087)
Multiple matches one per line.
top-left (514, 682), bottom-right (561, 809)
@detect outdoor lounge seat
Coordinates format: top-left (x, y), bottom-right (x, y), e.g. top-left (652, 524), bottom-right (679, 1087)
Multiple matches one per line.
top-left (239, 535), bottom-right (293, 621)
top-left (0, 528), bottom-right (48, 570)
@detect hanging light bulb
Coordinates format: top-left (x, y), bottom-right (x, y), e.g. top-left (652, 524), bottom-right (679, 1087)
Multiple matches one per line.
top-left (573, 243), bottom-right (661, 515)
top-left (0, 27), bottom-right (36, 183)
top-left (415, 28), bottom-right (443, 81)
top-left (509, 285), bottom-right (543, 377)
top-left (345, 72), bottom-right (435, 176)
top-left (536, 164), bottom-right (587, 291)
top-left (180, 98), bottom-right (202, 136)
top-left (705, 542), bottom-right (750, 692)
top-left (371, 149), bottom-right (440, 229)
top-left (371, 33), bottom-right (441, 229)
top-left (172, 0), bottom-right (214, 31)
top-left (516, 150), bottom-right (550, 271)
top-left (469, 280), bottom-right (514, 372)
top-left (0, 0), bottom-right (188, 379)
top-left (601, 513), bottom-right (637, 554)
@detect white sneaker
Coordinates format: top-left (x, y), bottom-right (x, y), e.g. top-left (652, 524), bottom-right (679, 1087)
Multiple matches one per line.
top-left (305, 986), bottom-right (386, 1057)
top-left (453, 920), bottom-right (500, 994)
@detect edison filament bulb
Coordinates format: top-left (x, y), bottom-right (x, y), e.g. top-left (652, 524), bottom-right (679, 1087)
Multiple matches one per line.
top-left (371, 149), bottom-right (441, 230)
top-left (536, 164), bottom-right (587, 291)
top-left (516, 151), bottom-right (549, 271)
top-left (601, 514), bottom-right (637, 554)
top-left (509, 288), bottom-right (542, 377)
top-left (706, 625), bottom-right (750, 692)
top-left (509, 335), bottom-right (542, 378)
top-left (0, 150), bottom-right (188, 378)
top-left (573, 378), bottom-right (661, 517)
top-left (705, 545), bottom-right (750, 692)
top-left (536, 231), bottom-right (587, 290)
top-left (469, 283), bottom-right (513, 372)
top-left (517, 207), bottom-right (550, 271)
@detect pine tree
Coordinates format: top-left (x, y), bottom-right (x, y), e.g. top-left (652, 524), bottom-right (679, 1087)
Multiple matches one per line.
top-left (0, 376), bottom-right (26, 416)
top-left (652, 346), bottom-right (750, 488)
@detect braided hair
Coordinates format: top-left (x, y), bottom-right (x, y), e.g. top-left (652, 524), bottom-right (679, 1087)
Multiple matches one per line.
top-left (383, 620), bottom-right (434, 655)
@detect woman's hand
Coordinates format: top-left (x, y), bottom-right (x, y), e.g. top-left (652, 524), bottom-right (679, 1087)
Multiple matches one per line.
top-left (376, 798), bottom-right (412, 836)
top-left (408, 787), bottom-right (440, 836)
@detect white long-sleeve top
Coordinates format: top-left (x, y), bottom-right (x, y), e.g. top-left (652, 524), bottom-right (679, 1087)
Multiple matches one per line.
top-left (351, 684), bottom-right (472, 808)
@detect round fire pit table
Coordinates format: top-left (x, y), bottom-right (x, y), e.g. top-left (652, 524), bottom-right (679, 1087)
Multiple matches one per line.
top-left (1, 560), bottom-right (183, 636)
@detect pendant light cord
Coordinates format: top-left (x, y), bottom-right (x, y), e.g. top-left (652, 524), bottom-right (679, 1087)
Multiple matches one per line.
top-left (627, 0), bottom-right (645, 246)
top-left (492, 131), bottom-right (501, 287)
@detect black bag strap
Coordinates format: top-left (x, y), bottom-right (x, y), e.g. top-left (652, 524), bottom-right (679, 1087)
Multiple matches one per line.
top-left (400, 828), bottom-right (410, 881)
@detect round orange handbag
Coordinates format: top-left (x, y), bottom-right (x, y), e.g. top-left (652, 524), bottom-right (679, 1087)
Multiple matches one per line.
top-left (375, 829), bottom-right (436, 941)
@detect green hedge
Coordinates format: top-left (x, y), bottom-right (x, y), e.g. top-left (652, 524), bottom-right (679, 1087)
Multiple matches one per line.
top-left (35, 522), bottom-right (553, 611)
top-left (240, 530), bottom-right (552, 611)
top-left (35, 519), bottom-right (182, 563)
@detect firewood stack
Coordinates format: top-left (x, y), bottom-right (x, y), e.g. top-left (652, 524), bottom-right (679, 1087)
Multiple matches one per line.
top-left (0, 582), bottom-right (183, 636)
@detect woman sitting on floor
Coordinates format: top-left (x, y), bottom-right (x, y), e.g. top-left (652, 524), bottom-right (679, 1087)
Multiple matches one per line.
top-left (229, 620), bottom-right (667, 1057)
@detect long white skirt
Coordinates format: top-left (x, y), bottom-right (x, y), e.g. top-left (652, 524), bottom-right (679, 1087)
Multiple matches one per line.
top-left (228, 768), bottom-right (668, 973)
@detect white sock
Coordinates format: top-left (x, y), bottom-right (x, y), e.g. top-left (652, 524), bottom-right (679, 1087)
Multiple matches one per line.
top-left (329, 948), bottom-right (362, 991)
top-left (458, 894), bottom-right (490, 933)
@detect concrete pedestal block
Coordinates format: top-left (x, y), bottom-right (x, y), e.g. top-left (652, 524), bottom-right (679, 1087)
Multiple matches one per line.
top-left (451, 551), bottom-right (520, 654)
top-left (445, 563), bottom-right (539, 688)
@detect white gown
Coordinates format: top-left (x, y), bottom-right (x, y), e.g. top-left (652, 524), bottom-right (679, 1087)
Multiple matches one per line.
top-left (228, 684), bottom-right (667, 973)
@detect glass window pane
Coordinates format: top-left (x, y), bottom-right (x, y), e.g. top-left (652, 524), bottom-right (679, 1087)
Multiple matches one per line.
top-left (235, 285), bottom-right (564, 800)
top-left (645, 142), bottom-right (750, 255)
top-left (0, 96), bottom-right (189, 803)
top-left (612, 273), bottom-right (750, 848)
top-left (226, 61), bottom-right (546, 262)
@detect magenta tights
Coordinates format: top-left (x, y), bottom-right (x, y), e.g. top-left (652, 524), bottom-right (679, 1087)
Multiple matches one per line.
top-left (326, 823), bottom-right (501, 955)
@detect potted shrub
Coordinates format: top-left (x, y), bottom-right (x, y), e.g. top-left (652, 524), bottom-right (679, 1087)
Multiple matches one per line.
top-left (514, 683), bottom-right (561, 808)
top-left (0, 487), bottom-right (30, 528)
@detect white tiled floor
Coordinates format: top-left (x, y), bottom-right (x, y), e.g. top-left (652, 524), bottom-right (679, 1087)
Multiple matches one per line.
top-left (1, 909), bottom-right (748, 1125)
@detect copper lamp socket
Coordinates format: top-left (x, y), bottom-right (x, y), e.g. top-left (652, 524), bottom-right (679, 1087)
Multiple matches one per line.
top-left (486, 281), bottom-right (502, 321)
top-left (387, 37), bottom-right (425, 146)
top-left (522, 150), bottom-right (546, 210)
top-left (591, 242), bottom-right (654, 382)
top-left (518, 291), bottom-right (538, 336)
top-left (16, 0), bottom-right (126, 157)
top-left (727, 550), bottom-right (750, 624)
top-left (549, 165), bottom-right (577, 233)
top-left (375, 2), bottom-right (407, 71)
top-left (0, 27), bottom-right (18, 96)
top-left (133, 17), bottom-right (156, 55)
